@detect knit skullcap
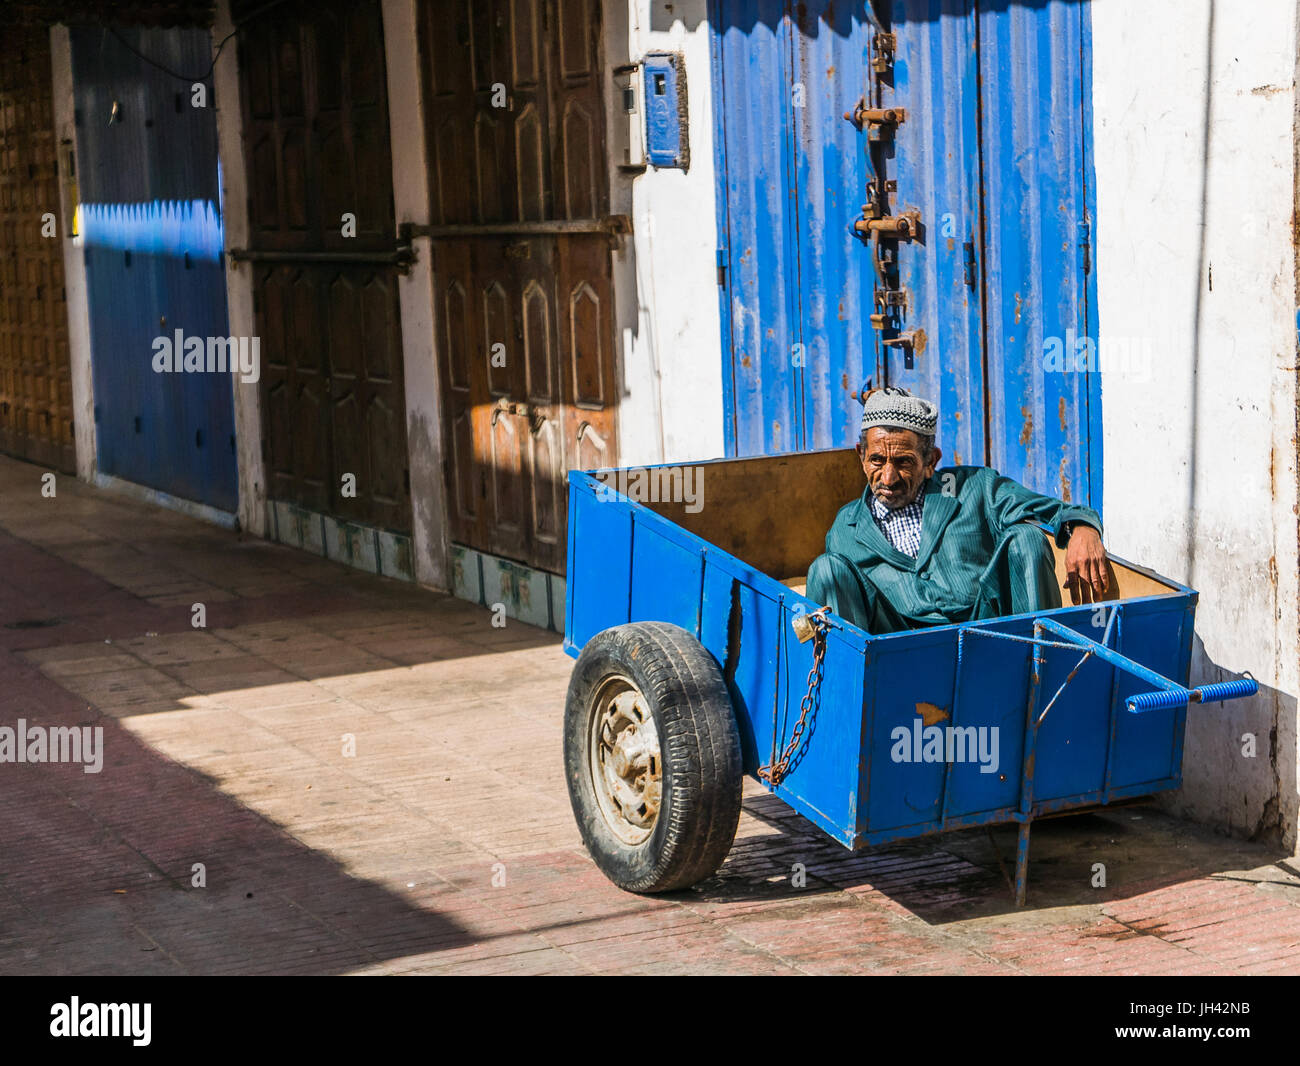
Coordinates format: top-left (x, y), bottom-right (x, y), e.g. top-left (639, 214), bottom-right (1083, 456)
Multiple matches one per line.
top-left (860, 386), bottom-right (938, 436)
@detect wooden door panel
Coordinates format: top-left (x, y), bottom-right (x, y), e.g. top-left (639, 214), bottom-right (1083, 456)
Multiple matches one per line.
top-left (237, 0), bottom-right (411, 532)
top-left (0, 25), bottom-right (75, 474)
top-left (420, 0), bottom-right (614, 574)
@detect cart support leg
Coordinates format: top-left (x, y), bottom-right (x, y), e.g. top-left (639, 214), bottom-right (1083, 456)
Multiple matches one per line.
top-left (1014, 820), bottom-right (1032, 907)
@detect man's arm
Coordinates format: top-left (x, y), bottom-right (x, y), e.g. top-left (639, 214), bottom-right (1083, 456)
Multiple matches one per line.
top-left (982, 470), bottom-right (1108, 603)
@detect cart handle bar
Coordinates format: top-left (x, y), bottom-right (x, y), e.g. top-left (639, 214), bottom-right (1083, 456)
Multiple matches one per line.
top-left (1034, 618), bottom-right (1258, 714)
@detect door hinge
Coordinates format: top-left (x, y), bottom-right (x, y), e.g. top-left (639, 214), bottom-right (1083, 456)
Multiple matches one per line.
top-left (1078, 220), bottom-right (1092, 275)
top-left (963, 240), bottom-right (977, 288)
top-left (716, 248), bottom-right (727, 288)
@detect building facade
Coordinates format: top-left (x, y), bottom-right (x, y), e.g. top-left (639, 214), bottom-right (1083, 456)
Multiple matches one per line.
top-left (1, 0), bottom-right (1296, 850)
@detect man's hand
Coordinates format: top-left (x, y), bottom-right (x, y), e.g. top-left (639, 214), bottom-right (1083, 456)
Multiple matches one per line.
top-left (1063, 523), bottom-right (1108, 604)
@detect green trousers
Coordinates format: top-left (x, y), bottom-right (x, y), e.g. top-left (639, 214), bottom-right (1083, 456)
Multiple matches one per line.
top-left (806, 523), bottom-right (1062, 634)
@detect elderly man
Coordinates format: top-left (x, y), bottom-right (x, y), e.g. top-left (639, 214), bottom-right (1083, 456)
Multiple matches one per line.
top-left (807, 387), bottom-right (1109, 634)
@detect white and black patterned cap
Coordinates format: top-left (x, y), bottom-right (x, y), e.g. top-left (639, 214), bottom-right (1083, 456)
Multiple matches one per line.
top-left (860, 386), bottom-right (939, 436)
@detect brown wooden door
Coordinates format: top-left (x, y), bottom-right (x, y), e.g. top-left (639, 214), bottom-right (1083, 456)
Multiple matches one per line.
top-left (236, 0), bottom-right (411, 532)
top-left (420, 0), bottom-right (618, 574)
top-left (0, 25), bottom-right (76, 475)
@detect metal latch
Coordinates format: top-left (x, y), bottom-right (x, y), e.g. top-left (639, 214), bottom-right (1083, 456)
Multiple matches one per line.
top-left (491, 398), bottom-right (546, 435)
top-left (843, 99), bottom-right (905, 133)
top-left (882, 329), bottom-right (926, 354)
top-left (853, 208), bottom-right (921, 240)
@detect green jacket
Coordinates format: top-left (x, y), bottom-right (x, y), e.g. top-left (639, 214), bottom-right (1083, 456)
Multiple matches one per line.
top-left (824, 466), bottom-right (1103, 626)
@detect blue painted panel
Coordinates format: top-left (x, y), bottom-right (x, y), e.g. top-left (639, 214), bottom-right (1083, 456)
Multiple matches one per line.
top-left (712, 1), bottom-right (875, 456)
top-left (1107, 603), bottom-right (1191, 790)
top-left (861, 629), bottom-right (955, 832)
top-left (712, 2), bottom-right (1101, 500)
top-left (1032, 633), bottom-right (1117, 799)
top-left (976, 0), bottom-right (1102, 508)
top-left (71, 26), bottom-right (237, 512)
top-left (643, 53), bottom-right (686, 168)
top-left (943, 630), bottom-right (1030, 816)
top-left (629, 522), bottom-right (703, 629)
top-left (787, 2), bottom-right (874, 450)
top-left (888, 0), bottom-right (987, 468)
top-left (565, 479), bottom-right (633, 650)
top-left (712, 0), bottom-right (802, 455)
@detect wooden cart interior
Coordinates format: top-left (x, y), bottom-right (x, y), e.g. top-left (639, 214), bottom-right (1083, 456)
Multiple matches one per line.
top-left (638, 447), bottom-right (1175, 603)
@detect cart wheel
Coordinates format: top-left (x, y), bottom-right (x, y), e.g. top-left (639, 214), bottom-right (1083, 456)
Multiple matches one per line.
top-left (564, 622), bottom-right (742, 893)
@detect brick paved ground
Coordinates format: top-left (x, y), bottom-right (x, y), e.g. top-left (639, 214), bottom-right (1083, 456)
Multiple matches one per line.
top-left (1, 454), bottom-right (1298, 975)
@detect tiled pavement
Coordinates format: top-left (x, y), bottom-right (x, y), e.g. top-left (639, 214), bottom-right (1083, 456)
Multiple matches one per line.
top-left (1, 454), bottom-right (1299, 975)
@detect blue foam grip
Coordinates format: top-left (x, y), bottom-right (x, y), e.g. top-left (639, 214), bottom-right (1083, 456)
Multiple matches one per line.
top-left (1127, 678), bottom-right (1258, 712)
top-left (1192, 679), bottom-right (1259, 703)
top-left (1126, 689), bottom-right (1189, 712)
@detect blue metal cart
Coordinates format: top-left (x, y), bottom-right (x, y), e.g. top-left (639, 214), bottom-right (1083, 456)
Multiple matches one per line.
top-left (561, 448), bottom-right (1256, 903)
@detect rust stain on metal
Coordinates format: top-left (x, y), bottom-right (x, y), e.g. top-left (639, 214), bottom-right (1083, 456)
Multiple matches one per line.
top-left (915, 701), bottom-right (949, 726)
top-left (1058, 396), bottom-right (1067, 433)
top-left (841, 372), bottom-right (850, 390)
top-left (1059, 458), bottom-right (1072, 503)
top-left (1014, 292), bottom-right (1022, 324)
top-left (741, 355), bottom-right (751, 368)
top-left (1019, 406), bottom-right (1033, 447)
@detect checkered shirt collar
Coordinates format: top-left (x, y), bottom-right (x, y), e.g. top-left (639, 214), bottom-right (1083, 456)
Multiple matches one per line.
top-left (868, 482), bottom-right (927, 558)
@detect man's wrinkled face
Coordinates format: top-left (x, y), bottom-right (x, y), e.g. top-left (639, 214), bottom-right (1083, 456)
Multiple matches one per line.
top-left (857, 427), bottom-right (942, 510)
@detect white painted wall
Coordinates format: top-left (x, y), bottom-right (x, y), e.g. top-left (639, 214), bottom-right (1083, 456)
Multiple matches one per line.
top-left (1091, 0), bottom-right (1299, 851)
top-left (48, 26), bottom-right (97, 482)
top-left (609, 0), bottom-right (725, 467)
top-left (212, 0), bottom-right (266, 537)
top-left (383, 0), bottom-right (452, 592)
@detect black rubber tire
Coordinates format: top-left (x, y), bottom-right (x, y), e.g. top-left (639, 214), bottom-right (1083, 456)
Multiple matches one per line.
top-left (564, 622), bottom-right (743, 893)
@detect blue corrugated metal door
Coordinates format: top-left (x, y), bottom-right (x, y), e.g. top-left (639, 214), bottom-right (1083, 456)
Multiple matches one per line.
top-left (887, 0), bottom-right (987, 468)
top-left (974, 0), bottom-right (1100, 505)
top-left (710, 0), bottom-right (1102, 509)
top-left (71, 27), bottom-right (238, 513)
top-left (712, 1), bottom-right (873, 455)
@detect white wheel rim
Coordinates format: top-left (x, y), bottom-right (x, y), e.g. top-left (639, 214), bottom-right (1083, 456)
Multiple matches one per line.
top-left (588, 676), bottom-right (663, 846)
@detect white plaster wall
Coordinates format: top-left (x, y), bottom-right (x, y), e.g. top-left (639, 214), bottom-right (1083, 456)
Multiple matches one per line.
top-left (383, 0), bottom-right (451, 592)
top-left (611, 0), bottom-right (725, 467)
top-left (212, 0), bottom-right (266, 536)
top-left (1092, 0), bottom-right (1300, 850)
top-left (48, 26), bottom-right (97, 483)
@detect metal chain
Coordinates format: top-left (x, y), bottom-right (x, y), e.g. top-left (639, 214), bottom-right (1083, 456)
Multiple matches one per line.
top-left (758, 608), bottom-right (829, 787)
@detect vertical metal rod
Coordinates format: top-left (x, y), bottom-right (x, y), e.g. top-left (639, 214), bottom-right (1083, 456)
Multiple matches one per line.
top-left (1014, 621), bottom-right (1046, 906)
top-left (695, 547), bottom-right (707, 640)
top-left (939, 630), bottom-right (967, 828)
top-left (1101, 609), bottom-right (1124, 802)
top-left (768, 594), bottom-right (785, 789)
top-left (1014, 821), bottom-right (1032, 907)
